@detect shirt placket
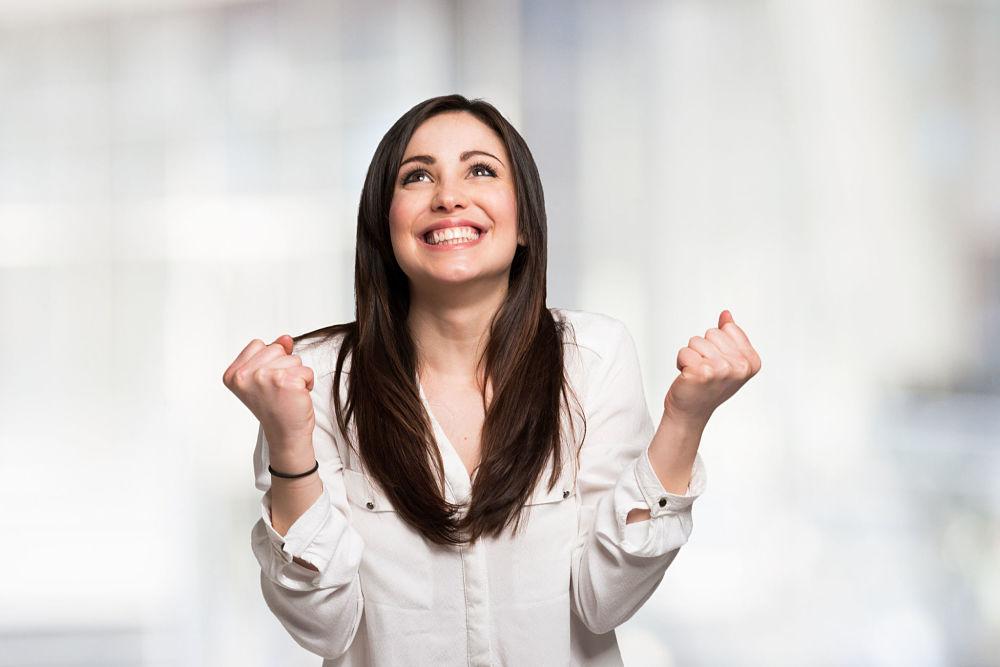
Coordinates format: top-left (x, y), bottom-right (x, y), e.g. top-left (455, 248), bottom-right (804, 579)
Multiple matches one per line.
top-left (418, 380), bottom-right (496, 666)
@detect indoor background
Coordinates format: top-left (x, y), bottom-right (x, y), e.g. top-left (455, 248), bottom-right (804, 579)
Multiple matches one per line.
top-left (0, 0), bottom-right (997, 665)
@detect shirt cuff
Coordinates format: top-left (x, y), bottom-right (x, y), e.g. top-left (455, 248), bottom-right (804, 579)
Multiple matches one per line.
top-left (611, 450), bottom-right (707, 558)
top-left (260, 486), bottom-right (332, 563)
top-left (252, 485), bottom-right (363, 590)
top-left (635, 446), bottom-right (707, 517)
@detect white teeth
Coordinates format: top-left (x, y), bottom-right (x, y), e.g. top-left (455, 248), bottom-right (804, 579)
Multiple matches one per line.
top-left (425, 226), bottom-right (481, 245)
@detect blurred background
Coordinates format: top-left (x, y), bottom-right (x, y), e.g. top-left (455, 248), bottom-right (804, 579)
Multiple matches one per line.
top-left (1, 0), bottom-right (998, 665)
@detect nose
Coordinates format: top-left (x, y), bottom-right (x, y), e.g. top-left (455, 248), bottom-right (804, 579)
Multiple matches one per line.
top-left (431, 179), bottom-right (468, 212)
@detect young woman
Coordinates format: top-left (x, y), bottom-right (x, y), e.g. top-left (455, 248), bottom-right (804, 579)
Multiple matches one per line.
top-left (223, 94), bottom-right (760, 665)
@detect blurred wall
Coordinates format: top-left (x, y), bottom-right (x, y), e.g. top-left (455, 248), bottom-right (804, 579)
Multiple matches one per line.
top-left (1, 1), bottom-right (997, 665)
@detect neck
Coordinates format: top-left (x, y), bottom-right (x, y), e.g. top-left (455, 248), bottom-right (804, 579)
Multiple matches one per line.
top-left (407, 280), bottom-right (508, 386)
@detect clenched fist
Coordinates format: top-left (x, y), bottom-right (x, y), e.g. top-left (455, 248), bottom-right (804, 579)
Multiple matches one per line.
top-left (664, 310), bottom-right (761, 425)
top-left (222, 334), bottom-right (316, 458)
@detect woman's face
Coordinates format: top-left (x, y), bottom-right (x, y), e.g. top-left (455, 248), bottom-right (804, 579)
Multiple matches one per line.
top-left (388, 111), bottom-right (521, 293)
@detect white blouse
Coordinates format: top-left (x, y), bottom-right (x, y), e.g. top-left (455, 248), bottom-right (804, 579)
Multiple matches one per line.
top-left (250, 308), bottom-right (707, 666)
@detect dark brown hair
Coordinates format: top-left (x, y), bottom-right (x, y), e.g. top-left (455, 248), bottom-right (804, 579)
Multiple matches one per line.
top-left (293, 94), bottom-right (584, 546)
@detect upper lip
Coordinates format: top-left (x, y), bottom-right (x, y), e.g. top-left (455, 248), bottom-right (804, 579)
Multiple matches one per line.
top-left (420, 218), bottom-right (487, 238)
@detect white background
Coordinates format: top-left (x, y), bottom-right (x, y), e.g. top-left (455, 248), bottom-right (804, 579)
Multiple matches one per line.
top-left (1, 0), bottom-right (998, 665)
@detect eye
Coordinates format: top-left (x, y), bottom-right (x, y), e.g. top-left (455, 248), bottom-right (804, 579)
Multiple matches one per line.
top-left (400, 168), bottom-right (430, 185)
top-left (470, 161), bottom-right (498, 178)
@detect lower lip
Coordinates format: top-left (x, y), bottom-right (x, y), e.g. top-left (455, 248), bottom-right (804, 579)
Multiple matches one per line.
top-left (419, 229), bottom-right (487, 251)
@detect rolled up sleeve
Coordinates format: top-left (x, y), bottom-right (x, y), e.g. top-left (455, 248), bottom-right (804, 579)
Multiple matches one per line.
top-left (253, 477), bottom-right (364, 591)
top-left (616, 446), bottom-right (707, 557)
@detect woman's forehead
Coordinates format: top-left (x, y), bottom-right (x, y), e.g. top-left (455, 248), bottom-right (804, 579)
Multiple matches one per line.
top-left (405, 112), bottom-right (506, 159)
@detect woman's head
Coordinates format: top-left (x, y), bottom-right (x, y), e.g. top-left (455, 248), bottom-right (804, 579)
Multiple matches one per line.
top-left (355, 95), bottom-right (548, 328)
top-left (389, 110), bottom-right (521, 295)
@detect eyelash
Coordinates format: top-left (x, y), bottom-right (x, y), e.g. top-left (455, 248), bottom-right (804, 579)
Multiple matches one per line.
top-left (399, 161), bottom-right (498, 185)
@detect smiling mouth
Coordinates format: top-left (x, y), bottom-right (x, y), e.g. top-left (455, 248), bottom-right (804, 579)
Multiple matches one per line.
top-left (421, 227), bottom-right (487, 247)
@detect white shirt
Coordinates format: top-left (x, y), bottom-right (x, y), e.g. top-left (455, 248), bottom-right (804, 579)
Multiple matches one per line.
top-left (250, 308), bottom-right (707, 666)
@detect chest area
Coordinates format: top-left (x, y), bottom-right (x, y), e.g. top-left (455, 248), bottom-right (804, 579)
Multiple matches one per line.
top-left (421, 381), bottom-right (487, 478)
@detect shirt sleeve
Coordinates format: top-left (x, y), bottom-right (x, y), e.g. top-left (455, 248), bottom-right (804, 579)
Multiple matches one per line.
top-left (248, 340), bottom-right (365, 660)
top-left (569, 318), bottom-right (707, 635)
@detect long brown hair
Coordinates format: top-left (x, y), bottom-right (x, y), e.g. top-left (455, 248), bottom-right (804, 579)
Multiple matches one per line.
top-left (293, 94), bottom-right (584, 546)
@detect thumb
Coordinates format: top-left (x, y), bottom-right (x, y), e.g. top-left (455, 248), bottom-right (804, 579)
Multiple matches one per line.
top-left (719, 309), bottom-right (734, 328)
top-left (272, 334), bottom-right (294, 355)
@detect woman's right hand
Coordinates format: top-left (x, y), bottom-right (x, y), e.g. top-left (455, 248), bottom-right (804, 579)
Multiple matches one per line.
top-left (222, 334), bottom-right (316, 456)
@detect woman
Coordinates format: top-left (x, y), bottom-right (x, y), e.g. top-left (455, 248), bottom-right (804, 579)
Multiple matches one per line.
top-left (223, 94), bottom-right (761, 665)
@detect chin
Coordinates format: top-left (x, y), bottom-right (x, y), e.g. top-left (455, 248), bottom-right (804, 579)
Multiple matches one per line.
top-left (421, 264), bottom-right (511, 287)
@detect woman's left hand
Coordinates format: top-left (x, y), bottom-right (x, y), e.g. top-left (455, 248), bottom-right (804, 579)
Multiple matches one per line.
top-left (663, 310), bottom-right (762, 425)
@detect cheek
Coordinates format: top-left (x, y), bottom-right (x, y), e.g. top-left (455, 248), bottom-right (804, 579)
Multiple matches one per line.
top-left (387, 197), bottom-right (416, 239)
top-left (485, 190), bottom-right (518, 230)
top-left (387, 197), bottom-right (404, 232)
top-left (386, 200), bottom-right (414, 262)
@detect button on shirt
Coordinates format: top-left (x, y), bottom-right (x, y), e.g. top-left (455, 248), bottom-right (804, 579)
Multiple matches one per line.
top-left (250, 308), bottom-right (708, 666)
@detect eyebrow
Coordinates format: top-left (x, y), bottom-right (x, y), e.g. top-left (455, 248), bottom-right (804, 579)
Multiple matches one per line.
top-left (398, 150), bottom-right (505, 170)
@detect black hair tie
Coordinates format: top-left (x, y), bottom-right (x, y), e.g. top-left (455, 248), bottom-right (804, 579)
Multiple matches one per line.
top-left (268, 459), bottom-right (319, 479)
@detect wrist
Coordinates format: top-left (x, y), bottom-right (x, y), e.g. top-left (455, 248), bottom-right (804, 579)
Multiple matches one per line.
top-left (648, 410), bottom-right (705, 494)
top-left (262, 424), bottom-right (313, 450)
top-left (269, 469), bottom-right (321, 488)
top-left (661, 404), bottom-right (710, 433)
top-left (269, 447), bottom-right (317, 476)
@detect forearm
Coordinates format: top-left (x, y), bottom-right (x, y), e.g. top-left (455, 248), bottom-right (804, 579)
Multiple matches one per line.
top-left (625, 409), bottom-right (707, 524)
top-left (270, 444), bottom-right (324, 572)
top-left (269, 439), bottom-right (324, 547)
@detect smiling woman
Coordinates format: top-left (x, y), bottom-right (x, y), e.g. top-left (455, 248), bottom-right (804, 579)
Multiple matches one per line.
top-left (388, 111), bottom-right (525, 329)
top-left (385, 118), bottom-right (528, 312)
top-left (226, 94), bottom-right (746, 666)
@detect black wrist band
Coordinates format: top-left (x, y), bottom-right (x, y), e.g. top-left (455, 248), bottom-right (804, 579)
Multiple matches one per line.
top-left (268, 459), bottom-right (319, 479)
